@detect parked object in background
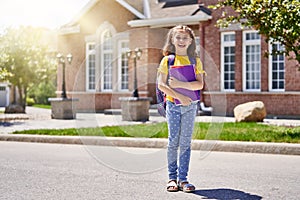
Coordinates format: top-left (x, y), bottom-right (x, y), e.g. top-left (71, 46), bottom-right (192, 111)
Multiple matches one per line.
top-left (234, 101), bottom-right (267, 122)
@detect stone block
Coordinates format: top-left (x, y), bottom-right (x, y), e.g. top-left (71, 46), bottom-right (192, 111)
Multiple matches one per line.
top-left (234, 101), bottom-right (267, 122)
top-left (48, 98), bottom-right (78, 119)
top-left (119, 97), bottom-right (152, 121)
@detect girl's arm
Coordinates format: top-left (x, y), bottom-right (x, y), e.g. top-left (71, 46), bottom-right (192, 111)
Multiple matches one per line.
top-left (157, 72), bottom-right (192, 106)
top-left (168, 73), bottom-right (204, 91)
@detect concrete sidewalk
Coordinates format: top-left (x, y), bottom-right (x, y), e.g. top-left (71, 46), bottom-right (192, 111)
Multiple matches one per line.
top-left (1, 106), bottom-right (300, 155)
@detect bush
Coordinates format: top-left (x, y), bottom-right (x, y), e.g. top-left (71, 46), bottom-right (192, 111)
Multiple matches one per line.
top-left (28, 81), bottom-right (56, 105)
top-left (26, 97), bottom-right (35, 106)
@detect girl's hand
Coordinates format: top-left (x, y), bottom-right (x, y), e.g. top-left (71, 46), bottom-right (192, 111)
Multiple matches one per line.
top-left (168, 77), bottom-right (182, 88)
top-left (177, 93), bottom-right (192, 106)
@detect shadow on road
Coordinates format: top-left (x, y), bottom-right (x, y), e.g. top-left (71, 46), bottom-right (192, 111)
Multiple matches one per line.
top-left (0, 121), bottom-right (25, 128)
top-left (193, 188), bottom-right (262, 200)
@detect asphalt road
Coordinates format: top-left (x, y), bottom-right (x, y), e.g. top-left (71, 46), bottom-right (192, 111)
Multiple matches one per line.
top-left (1, 141), bottom-right (299, 200)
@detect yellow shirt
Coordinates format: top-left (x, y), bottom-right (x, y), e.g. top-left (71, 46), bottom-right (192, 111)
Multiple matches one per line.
top-left (157, 55), bottom-right (206, 102)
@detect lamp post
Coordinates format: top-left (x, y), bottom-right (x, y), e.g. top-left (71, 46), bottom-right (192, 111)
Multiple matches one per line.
top-left (56, 53), bottom-right (73, 99)
top-left (126, 48), bottom-right (142, 98)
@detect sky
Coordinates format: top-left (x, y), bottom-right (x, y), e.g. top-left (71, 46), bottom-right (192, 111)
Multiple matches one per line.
top-left (0, 0), bottom-right (91, 30)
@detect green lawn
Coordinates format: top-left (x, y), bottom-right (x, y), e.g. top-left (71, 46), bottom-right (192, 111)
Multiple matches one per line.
top-left (13, 122), bottom-right (300, 143)
top-left (32, 104), bottom-right (51, 109)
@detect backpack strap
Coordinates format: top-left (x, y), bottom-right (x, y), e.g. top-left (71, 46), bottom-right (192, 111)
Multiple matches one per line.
top-left (168, 54), bottom-right (175, 67)
top-left (166, 55), bottom-right (175, 85)
top-left (188, 56), bottom-right (196, 65)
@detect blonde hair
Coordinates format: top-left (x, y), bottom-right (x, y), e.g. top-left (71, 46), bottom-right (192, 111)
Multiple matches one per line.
top-left (162, 25), bottom-right (197, 57)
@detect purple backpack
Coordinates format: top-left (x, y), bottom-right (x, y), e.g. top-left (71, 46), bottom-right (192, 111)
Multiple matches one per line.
top-left (156, 55), bottom-right (196, 117)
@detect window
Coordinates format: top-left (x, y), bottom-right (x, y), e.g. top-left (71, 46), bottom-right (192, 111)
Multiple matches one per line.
top-left (269, 42), bottom-right (285, 91)
top-left (119, 41), bottom-right (129, 90)
top-left (101, 30), bottom-right (113, 91)
top-left (86, 43), bottom-right (96, 91)
top-left (221, 32), bottom-right (235, 91)
top-left (85, 22), bottom-right (129, 93)
top-left (243, 31), bottom-right (261, 91)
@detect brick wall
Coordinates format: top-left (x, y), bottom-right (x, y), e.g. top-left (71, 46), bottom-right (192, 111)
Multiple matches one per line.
top-left (57, 0), bottom-right (300, 116)
top-left (203, 92), bottom-right (300, 117)
top-left (199, 0), bottom-right (300, 117)
top-left (58, 0), bottom-right (136, 111)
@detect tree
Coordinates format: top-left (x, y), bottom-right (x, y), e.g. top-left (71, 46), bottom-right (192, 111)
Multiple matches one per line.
top-left (0, 26), bottom-right (56, 111)
top-left (210, 0), bottom-right (300, 68)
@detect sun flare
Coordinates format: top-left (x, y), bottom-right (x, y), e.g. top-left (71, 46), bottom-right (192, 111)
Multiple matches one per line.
top-left (0, 0), bottom-right (89, 29)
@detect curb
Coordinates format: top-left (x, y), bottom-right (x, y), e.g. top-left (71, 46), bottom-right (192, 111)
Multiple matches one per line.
top-left (0, 114), bottom-right (29, 122)
top-left (0, 134), bottom-right (299, 155)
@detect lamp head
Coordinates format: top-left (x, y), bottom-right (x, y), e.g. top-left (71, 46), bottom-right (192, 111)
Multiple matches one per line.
top-left (135, 48), bottom-right (142, 59)
top-left (66, 53), bottom-right (73, 64)
top-left (56, 53), bottom-right (64, 63)
top-left (126, 50), bottom-right (131, 58)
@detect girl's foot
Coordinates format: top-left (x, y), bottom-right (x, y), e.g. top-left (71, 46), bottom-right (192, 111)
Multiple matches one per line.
top-left (167, 180), bottom-right (179, 192)
top-left (178, 181), bottom-right (195, 193)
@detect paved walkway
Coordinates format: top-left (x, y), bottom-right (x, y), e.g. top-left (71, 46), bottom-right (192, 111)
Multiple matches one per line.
top-left (1, 106), bottom-right (299, 134)
top-left (1, 106), bottom-right (300, 155)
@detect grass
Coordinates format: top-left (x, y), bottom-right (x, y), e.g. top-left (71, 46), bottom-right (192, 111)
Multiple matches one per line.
top-left (32, 104), bottom-right (51, 109)
top-left (12, 122), bottom-right (300, 143)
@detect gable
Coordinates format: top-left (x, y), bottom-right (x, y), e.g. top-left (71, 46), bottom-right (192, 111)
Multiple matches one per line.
top-left (60, 0), bottom-right (137, 34)
top-left (59, 0), bottom-right (212, 32)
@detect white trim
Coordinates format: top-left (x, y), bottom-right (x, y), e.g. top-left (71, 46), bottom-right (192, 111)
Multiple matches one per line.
top-left (128, 14), bottom-right (212, 28)
top-left (221, 32), bottom-right (236, 92)
top-left (101, 30), bottom-right (114, 92)
top-left (143, 0), bottom-right (151, 18)
top-left (115, 0), bottom-right (146, 19)
top-left (242, 30), bottom-right (261, 92)
top-left (95, 22), bottom-right (117, 92)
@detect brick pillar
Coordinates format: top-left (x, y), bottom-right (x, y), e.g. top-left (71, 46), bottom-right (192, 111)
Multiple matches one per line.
top-left (261, 36), bottom-right (269, 92)
top-left (235, 31), bottom-right (243, 91)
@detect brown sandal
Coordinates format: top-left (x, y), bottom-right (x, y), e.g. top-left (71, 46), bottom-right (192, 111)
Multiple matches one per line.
top-left (178, 181), bottom-right (195, 193)
top-left (167, 180), bottom-right (179, 192)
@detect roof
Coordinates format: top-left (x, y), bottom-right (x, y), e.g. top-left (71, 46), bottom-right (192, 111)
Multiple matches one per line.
top-left (128, 0), bottom-right (212, 28)
top-left (59, 0), bottom-right (212, 34)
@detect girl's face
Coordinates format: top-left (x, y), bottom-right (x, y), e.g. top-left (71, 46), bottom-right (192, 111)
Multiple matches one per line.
top-left (172, 30), bottom-right (192, 55)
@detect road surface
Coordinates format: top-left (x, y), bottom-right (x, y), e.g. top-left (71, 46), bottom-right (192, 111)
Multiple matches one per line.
top-left (0, 141), bottom-right (299, 200)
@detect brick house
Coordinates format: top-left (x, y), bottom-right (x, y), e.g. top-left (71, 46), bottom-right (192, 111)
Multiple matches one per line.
top-left (57, 0), bottom-right (300, 117)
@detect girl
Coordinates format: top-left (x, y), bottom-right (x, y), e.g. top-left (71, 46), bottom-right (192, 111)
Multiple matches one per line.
top-left (157, 25), bottom-right (205, 193)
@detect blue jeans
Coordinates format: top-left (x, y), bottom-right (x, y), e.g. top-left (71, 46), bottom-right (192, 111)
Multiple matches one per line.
top-left (166, 101), bottom-right (197, 182)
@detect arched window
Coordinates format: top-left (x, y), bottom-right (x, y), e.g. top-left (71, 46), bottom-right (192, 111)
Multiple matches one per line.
top-left (85, 22), bottom-right (129, 92)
